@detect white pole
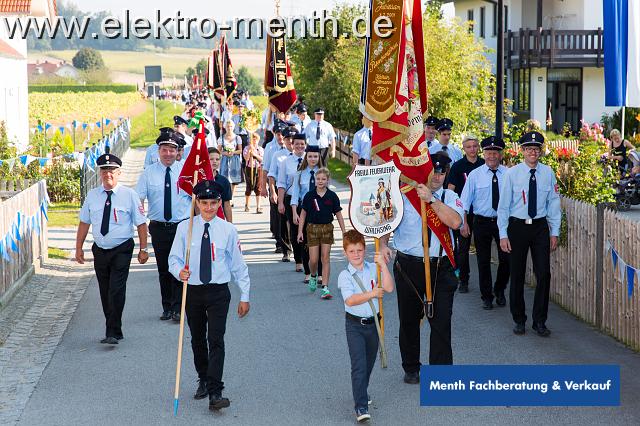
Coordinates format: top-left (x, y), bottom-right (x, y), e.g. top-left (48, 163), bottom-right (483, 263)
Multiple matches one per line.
top-left (621, 106), bottom-right (626, 139)
top-left (153, 84), bottom-right (157, 126)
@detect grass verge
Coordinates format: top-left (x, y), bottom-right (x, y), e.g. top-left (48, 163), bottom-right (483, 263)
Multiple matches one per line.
top-left (48, 247), bottom-right (69, 259)
top-left (130, 100), bottom-right (180, 148)
top-left (48, 202), bottom-right (80, 228)
top-left (328, 158), bottom-right (352, 186)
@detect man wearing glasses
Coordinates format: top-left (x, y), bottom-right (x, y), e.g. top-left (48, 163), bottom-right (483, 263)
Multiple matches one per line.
top-left (75, 153), bottom-right (149, 345)
top-left (497, 131), bottom-right (561, 337)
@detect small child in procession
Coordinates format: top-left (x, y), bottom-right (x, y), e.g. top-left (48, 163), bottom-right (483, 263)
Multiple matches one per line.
top-left (296, 167), bottom-right (346, 299)
top-left (337, 230), bottom-right (394, 423)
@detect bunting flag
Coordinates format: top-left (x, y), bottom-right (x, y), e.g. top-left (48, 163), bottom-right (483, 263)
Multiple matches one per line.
top-left (45, 123), bottom-right (51, 130)
top-left (59, 126), bottom-right (65, 134)
top-left (82, 123), bottom-right (88, 130)
top-left (363, 0), bottom-right (454, 266)
top-left (105, 119), bottom-right (111, 126)
top-left (178, 119), bottom-right (214, 196)
top-left (264, 24), bottom-right (297, 113)
top-left (626, 264), bottom-right (636, 298)
top-left (612, 248), bottom-right (619, 271)
top-left (220, 34), bottom-right (237, 100)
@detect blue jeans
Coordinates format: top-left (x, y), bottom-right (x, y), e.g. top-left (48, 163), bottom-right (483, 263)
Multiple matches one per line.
top-left (345, 316), bottom-right (379, 411)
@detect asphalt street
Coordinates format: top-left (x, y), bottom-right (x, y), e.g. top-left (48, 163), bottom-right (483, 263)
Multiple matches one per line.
top-left (13, 149), bottom-right (640, 425)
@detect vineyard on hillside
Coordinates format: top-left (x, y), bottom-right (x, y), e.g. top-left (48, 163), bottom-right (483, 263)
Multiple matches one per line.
top-left (28, 92), bottom-right (143, 126)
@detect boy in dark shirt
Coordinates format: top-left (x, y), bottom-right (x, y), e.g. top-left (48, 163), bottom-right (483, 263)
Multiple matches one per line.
top-left (297, 167), bottom-right (346, 299)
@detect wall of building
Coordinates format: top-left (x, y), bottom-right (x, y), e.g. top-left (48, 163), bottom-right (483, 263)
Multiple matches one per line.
top-left (0, 18), bottom-right (29, 153)
top-left (582, 67), bottom-right (618, 126)
top-left (530, 67), bottom-right (548, 129)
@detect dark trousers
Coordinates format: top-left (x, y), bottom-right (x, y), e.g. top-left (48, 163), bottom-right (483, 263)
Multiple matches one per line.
top-left (149, 221), bottom-right (182, 313)
top-left (272, 197), bottom-right (291, 255)
top-left (91, 238), bottom-right (134, 339)
top-left (185, 283), bottom-right (231, 395)
top-left (455, 212), bottom-right (474, 284)
top-left (393, 254), bottom-right (458, 370)
top-left (320, 147), bottom-right (329, 165)
top-left (473, 216), bottom-right (510, 302)
top-left (346, 317), bottom-right (378, 411)
top-left (507, 218), bottom-right (551, 325)
top-left (285, 196), bottom-right (304, 264)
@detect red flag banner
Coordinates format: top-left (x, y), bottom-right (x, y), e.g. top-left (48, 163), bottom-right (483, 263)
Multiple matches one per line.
top-left (264, 25), bottom-right (297, 113)
top-left (220, 35), bottom-right (237, 100)
top-left (178, 119), bottom-right (214, 196)
top-left (367, 0), bottom-right (456, 266)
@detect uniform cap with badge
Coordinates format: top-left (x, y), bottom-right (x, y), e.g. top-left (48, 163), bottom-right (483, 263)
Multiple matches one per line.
top-left (97, 153), bottom-right (122, 169)
top-left (157, 129), bottom-right (185, 148)
top-left (430, 151), bottom-right (452, 173)
top-left (480, 136), bottom-right (505, 151)
top-left (314, 108), bottom-right (325, 115)
top-left (519, 131), bottom-right (545, 147)
top-left (297, 104), bottom-right (308, 113)
top-left (425, 116), bottom-right (440, 127)
top-left (174, 115), bottom-right (189, 127)
top-left (305, 145), bottom-right (320, 153)
top-left (436, 118), bottom-right (454, 132)
top-left (194, 180), bottom-right (223, 200)
top-left (291, 132), bottom-right (307, 142)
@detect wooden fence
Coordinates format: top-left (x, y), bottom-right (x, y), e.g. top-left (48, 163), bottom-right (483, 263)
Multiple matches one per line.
top-left (547, 139), bottom-right (580, 151)
top-left (0, 180), bottom-right (49, 306)
top-left (524, 197), bottom-right (640, 350)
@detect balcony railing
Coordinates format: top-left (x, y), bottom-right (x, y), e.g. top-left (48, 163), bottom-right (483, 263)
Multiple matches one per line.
top-left (506, 28), bottom-right (604, 69)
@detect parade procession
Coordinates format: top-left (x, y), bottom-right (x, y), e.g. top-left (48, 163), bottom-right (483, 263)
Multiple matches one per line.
top-left (2, 0), bottom-right (640, 425)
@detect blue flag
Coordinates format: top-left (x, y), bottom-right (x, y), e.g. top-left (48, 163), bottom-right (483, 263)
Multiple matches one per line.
top-left (612, 248), bottom-right (619, 271)
top-left (603, 0), bottom-right (640, 107)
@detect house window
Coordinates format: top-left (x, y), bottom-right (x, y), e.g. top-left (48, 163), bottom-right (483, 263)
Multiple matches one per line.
top-left (467, 9), bottom-right (474, 34)
top-left (492, 3), bottom-right (497, 36)
top-left (504, 5), bottom-right (509, 29)
top-left (480, 7), bottom-right (485, 38)
top-left (512, 68), bottom-right (530, 112)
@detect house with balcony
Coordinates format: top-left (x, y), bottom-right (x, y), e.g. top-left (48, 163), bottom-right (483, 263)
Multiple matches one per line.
top-left (0, 0), bottom-right (57, 152)
top-left (443, 0), bottom-right (619, 134)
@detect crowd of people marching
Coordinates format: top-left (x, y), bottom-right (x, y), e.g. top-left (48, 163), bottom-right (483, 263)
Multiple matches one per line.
top-left (74, 86), bottom-right (638, 422)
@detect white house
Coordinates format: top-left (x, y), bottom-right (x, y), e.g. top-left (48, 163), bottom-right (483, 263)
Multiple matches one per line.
top-left (443, 0), bottom-right (619, 133)
top-left (28, 60), bottom-right (81, 80)
top-left (0, 0), bottom-right (57, 152)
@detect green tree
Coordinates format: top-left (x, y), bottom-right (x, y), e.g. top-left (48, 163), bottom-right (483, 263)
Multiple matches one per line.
top-left (72, 47), bottom-right (105, 71)
top-left (288, 3), bottom-right (496, 135)
top-left (236, 66), bottom-right (262, 96)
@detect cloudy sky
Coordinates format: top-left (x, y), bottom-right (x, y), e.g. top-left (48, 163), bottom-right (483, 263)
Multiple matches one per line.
top-left (69, 0), bottom-right (363, 20)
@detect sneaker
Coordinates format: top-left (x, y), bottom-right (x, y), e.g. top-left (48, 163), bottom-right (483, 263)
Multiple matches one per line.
top-left (368, 395), bottom-right (372, 405)
top-left (308, 275), bottom-right (317, 292)
top-left (320, 286), bottom-right (332, 299)
top-left (355, 407), bottom-right (371, 422)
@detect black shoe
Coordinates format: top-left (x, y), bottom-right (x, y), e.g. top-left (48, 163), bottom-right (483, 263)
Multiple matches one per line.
top-left (100, 337), bottom-right (118, 344)
top-left (532, 322), bottom-right (551, 337)
top-left (160, 311), bottom-right (171, 321)
top-left (171, 312), bottom-right (181, 322)
top-left (281, 254), bottom-right (290, 262)
top-left (403, 371), bottom-right (420, 384)
top-left (115, 335), bottom-right (124, 341)
top-left (495, 291), bottom-right (506, 306)
top-left (209, 393), bottom-right (231, 411)
top-left (458, 282), bottom-right (469, 293)
top-left (274, 247), bottom-right (283, 254)
top-left (194, 379), bottom-right (208, 400)
top-left (513, 323), bottom-right (526, 335)
top-left (482, 300), bottom-right (493, 310)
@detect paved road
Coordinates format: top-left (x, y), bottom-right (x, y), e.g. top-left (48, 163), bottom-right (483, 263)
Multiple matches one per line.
top-left (3, 148), bottom-right (640, 425)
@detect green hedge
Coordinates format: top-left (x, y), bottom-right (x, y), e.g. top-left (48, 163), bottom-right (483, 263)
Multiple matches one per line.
top-left (29, 84), bottom-right (137, 93)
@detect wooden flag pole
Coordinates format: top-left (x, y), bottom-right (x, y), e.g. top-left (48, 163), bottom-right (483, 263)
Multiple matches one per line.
top-left (375, 238), bottom-right (384, 335)
top-left (420, 200), bottom-right (434, 319)
top-left (173, 121), bottom-right (205, 416)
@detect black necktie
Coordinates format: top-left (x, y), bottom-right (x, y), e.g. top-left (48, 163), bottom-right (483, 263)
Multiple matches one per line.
top-left (309, 170), bottom-right (315, 187)
top-left (298, 157), bottom-right (303, 168)
top-left (528, 169), bottom-right (537, 218)
top-left (491, 169), bottom-right (499, 210)
top-left (427, 140), bottom-right (432, 148)
top-left (164, 167), bottom-right (172, 221)
top-left (316, 123), bottom-right (321, 141)
top-left (100, 190), bottom-right (113, 236)
top-left (301, 122), bottom-right (305, 133)
top-left (200, 223), bottom-right (212, 284)
top-left (442, 145), bottom-right (448, 151)
top-left (368, 129), bottom-right (372, 140)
